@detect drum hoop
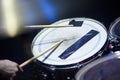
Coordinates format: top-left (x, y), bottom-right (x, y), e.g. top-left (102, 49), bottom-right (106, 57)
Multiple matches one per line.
top-left (31, 17), bottom-right (108, 68)
top-left (75, 53), bottom-right (120, 80)
top-left (109, 17), bottom-right (120, 39)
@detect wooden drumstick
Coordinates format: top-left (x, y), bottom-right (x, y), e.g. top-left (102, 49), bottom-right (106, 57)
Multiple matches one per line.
top-left (19, 40), bottom-right (63, 68)
top-left (25, 25), bottom-right (73, 28)
top-left (35, 37), bottom-right (75, 45)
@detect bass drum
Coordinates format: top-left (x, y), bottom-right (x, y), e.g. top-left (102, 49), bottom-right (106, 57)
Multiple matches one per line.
top-left (32, 18), bottom-right (108, 80)
top-left (75, 51), bottom-right (120, 80)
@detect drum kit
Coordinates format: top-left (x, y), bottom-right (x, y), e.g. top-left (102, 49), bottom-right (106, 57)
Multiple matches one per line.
top-left (24, 17), bottom-right (120, 80)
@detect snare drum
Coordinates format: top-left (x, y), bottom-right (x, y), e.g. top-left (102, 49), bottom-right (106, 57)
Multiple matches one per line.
top-left (32, 18), bottom-right (108, 80)
top-left (75, 51), bottom-right (120, 80)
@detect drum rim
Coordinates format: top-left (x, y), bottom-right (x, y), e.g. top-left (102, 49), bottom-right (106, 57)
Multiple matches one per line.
top-left (109, 17), bottom-right (120, 39)
top-left (31, 17), bottom-right (108, 68)
top-left (34, 51), bottom-right (102, 70)
top-left (75, 53), bottom-right (120, 80)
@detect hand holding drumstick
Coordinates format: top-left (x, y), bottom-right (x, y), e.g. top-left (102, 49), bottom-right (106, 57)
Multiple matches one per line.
top-left (0, 40), bottom-right (63, 80)
top-left (0, 60), bottom-right (23, 80)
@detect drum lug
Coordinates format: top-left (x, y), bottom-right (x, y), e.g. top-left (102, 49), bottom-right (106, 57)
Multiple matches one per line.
top-left (98, 51), bottom-right (103, 57)
top-left (50, 66), bottom-right (56, 71)
top-left (110, 38), bottom-right (119, 43)
top-left (41, 72), bottom-right (48, 79)
top-left (76, 63), bottom-right (83, 69)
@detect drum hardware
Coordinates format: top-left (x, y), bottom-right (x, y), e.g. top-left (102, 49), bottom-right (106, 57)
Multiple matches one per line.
top-left (97, 51), bottom-right (103, 56)
top-left (108, 42), bottom-right (120, 51)
top-left (108, 36), bottom-right (118, 43)
top-left (41, 72), bottom-right (47, 78)
top-left (50, 66), bottom-right (56, 71)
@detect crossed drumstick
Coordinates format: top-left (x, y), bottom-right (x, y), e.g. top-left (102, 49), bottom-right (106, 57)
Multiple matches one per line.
top-left (19, 40), bottom-right (64, 68)
top-left (20, 24), bottom-right (75, 68)
top-left (19, 36), bottom-right (75, 68)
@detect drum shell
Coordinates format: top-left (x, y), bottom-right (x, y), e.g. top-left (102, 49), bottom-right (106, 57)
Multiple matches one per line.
top-left (32, 60), bottom-right (78, 80)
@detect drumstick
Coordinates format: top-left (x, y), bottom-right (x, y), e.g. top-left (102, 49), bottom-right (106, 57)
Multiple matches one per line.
top-left (35, 37), bottom-right (75, 45)
top-left (19, 40), bottom-right (64, 68)
top-left (25, 25), bottom-right (73, 28)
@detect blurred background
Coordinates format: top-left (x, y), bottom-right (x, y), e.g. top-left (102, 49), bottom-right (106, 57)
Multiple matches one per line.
top-left (0, 0), bottom-right (119, 80)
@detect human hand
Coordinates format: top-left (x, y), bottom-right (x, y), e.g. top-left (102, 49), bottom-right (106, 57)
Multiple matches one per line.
top-left (0, 59), bottom-right (19, 77)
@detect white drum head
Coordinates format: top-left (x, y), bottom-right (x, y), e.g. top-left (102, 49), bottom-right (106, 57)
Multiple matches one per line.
top-left (32, 18), bottom-right (108, 66)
